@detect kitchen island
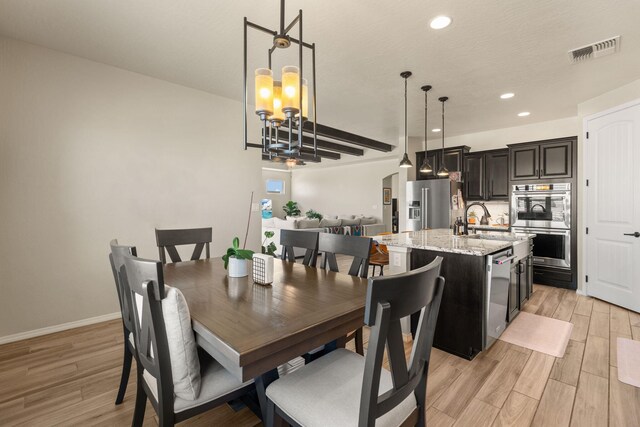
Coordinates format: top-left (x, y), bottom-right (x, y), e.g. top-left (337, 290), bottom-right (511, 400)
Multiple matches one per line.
top-left (376, 229), bottom-right (534, 360)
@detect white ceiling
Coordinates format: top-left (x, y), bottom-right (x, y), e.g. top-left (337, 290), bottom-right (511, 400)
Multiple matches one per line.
top-left (1, 0), bottom-right (639, 151)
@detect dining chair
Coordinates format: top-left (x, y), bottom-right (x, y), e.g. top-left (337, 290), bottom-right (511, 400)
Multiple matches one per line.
top-left (121, 253), bottom-right (255, 427)
top-left (108, 239), bottom-right (138, 405)
top-left (280, 229), bottom-right (319, 267)
top-left (369, 241), bottom-right (389, 277)
top-left (265, 256), bottom-right (445, 427)
top-left (155, 227), bottom-right (212, 264)
top-left (318, 232), bottom-right (372, 278)
top-left (312, 233), bottom-right (373, 358)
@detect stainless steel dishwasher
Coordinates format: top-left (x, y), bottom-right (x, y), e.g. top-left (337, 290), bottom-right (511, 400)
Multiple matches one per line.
top-left (485, 249), bottom-right (515, 349)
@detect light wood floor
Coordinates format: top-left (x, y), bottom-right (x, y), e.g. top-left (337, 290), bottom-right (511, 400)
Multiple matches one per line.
top-left (1, 284), bottom-right (639, 426)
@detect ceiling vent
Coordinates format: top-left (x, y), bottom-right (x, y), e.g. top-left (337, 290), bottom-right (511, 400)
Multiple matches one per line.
top-left (568, 36), bottom-right (620, 63)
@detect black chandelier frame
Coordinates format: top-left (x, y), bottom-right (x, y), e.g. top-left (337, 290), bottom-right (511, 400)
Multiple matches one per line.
top-left (243, 0), bottom-right (318, 164)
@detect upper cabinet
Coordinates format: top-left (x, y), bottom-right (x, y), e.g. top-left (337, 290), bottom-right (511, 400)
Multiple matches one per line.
top-left (509, 137), bottom-right (575, 181)
top-left (416, 146), bottom-right (470, 180)
top-left (485, 150), bottom-right (509, 199)
top-left (463, 149), bottom-right (509, 201)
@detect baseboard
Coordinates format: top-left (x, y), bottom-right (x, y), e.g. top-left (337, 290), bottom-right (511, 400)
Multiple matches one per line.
top-left (576, 288), bottom-right (587, 296)
top-left (0, 312), bottom-right (121, 345)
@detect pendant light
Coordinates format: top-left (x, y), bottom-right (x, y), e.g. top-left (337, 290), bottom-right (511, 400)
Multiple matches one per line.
top-left (399, 71), bottom-right (413, 168)
top-left (242, 0), bottom-right (318, 166)
top-left (419, 85), bottom-right (433, 173)
top-left (437, 96), bottom-right (449, 177)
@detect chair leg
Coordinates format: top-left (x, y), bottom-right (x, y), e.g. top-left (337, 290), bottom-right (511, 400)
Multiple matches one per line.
top-left (265, 399), bottom-right (288, 427)
top-left (131, 377), bottom-right (147, 427)
top-left (355, 328), bottom-right (364, 356)
top-left (379, 265), bottom-right (384, 276)
top-left (115, 345), bottom-right (133, 404)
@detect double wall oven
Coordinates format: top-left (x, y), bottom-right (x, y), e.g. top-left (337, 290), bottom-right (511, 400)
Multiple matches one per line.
top-left (511, 183), bottom-right (571, 269)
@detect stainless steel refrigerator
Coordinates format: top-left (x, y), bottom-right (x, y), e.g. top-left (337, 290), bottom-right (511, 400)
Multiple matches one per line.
top-left (406, 179), bottom-right (461, 231)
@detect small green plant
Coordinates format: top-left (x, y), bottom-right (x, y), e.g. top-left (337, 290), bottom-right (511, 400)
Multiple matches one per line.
top-left (306, 209), bottom-right (323, 221)
top-left (262, 231), bottom-right (277, 257)
top-left (282, 200), bottom-right (301, 217)
top-left (222, 237), bottom-right (254, 269)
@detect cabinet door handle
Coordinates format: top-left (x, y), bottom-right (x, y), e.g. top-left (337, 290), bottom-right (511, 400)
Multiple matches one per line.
top-left (623, 232), bottom-right (640, 238)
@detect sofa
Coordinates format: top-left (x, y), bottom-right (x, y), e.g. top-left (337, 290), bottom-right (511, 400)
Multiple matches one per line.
top-left (262, 214), bottom-right (387, 257)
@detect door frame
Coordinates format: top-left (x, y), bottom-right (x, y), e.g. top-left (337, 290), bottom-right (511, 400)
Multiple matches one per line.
top-left (582, 97), bottom-right (640, 297)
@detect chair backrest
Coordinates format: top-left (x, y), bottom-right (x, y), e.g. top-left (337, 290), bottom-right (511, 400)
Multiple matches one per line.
top-left (359, 256), bottom-right (445, 427)
top-left (280, 229), bottom-right (319, 267)
top-left (318, 233), bottom-right (372, 278)
top-left (155, 227), bottom-right (212, 264)
top-left (109, 239), bottom-right (137, 335)
top-left (121, 253), bottom-right (174, 410)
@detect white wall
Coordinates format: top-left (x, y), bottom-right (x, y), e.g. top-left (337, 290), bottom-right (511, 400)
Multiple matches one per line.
top-left (291, 157), bottom-right (398, 220)
top-left (0, 38), bottom-right (264, 338)
top-left (261, 168), bottom-right (292, 218)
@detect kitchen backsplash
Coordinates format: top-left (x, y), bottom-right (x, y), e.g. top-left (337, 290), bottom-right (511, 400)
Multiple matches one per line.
top-left (451, 201), bottom-right (510, 227)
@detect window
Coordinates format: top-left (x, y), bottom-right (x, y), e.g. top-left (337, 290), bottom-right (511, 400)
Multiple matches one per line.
top-left (266, 179), bottom-right (285, 194)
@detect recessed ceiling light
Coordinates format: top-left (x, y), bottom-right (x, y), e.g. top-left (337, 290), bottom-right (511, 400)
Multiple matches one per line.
top-left (432, 128), bottom-right (442, 132)
top-left (500, 93), bottom-right (515, 99)
top-left (518, 112), bottom-right (530, 117)
top-left (430, 16), bottom-right (452, 30)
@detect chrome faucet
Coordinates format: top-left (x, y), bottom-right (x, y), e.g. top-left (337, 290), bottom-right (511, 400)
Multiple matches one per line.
top-left (464, 202), bottom-right (492, 235)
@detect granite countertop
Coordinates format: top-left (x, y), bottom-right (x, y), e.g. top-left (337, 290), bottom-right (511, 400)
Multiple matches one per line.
top-left (468, 224), bottom-right (510, 232)
top-left (375, 229), bottom-right (533, 256)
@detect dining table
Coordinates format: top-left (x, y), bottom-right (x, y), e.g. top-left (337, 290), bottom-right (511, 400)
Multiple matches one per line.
top-left (164, 257), bottom-right (369, 420)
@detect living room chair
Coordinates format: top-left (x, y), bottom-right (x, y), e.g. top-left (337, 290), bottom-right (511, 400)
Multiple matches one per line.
top-left (265, 257), bottom-right (445, 427)
top-left (108, 239), bottom-right (138, 405)
top-left (155, 227), bottom-right (212, 264)
top-left (280, 229), bottom-right (319, 267)
top-left (121, 253), bottom-right (254, 427)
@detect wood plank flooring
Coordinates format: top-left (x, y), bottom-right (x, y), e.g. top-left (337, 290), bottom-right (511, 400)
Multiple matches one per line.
top-left (1, 284), bottom-right (639, 426)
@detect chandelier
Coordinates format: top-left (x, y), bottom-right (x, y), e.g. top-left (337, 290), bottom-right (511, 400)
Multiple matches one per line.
top-left (243, 0), bottom-right (318, 166)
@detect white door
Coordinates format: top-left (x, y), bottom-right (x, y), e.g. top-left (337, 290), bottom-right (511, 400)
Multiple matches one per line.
top-left (585, 101), bottom-right (640, 312)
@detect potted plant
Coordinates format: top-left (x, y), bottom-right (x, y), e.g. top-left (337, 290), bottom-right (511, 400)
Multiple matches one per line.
top-left (282, 200), bottom-right (301, 218)
top-left (262, 231), bottom-right (277, 257)
top-left (222, 237), bottom-right (254, 277)
top-left (305, 209), bottom-right (323, 221)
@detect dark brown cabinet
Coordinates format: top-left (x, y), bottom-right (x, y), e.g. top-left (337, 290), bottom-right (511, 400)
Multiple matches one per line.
top-left (416, 146), bottom-right (470, 180)
top-left (463, 153), bottom-right (485, 200)
top-left (509, 138), bottom-right (574, 181)
top-left (485, 150), bottom-right (509, 199)
top-left (463, 149), bottom-right (509, 201)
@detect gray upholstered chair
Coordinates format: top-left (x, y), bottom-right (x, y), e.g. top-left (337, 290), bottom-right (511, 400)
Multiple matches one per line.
top-left (108, 239), bottom-right (138, 405)
top-left (265, 256), bottom-right (445, 427)
top-left (155, 227), bottom-right (212, 264)
top-left (280, 229), bottom-right (319, 267)
top-left (121, 253), bottom-right (254, 427)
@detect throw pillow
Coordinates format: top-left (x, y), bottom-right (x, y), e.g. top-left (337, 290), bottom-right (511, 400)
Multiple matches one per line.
top-left (297, 218), bottom-right (320, 229)
top-left (273, 217), bottom-right (297, 230)
top-left (337, 214), bottom-right (355, 220)
top-left (320, 218), bottom-right (342, 227)
top-left (360, 217), bottom-right (377, 225)
top-left (340, 218), bottom-right (361, 226)
top-left (162, 285), bottom-right (201, 400)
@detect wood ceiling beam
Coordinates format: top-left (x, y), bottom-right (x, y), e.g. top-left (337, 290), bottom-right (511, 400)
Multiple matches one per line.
top-left (295, 122), bottom-right (394, 152)
top-left (267, 129), bottom-right (364, 156)
top-left (249, 143), bottom-right (337, 160)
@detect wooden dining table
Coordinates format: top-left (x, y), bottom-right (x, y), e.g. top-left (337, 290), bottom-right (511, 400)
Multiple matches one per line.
top-left (164, 257), bottom-right (369, 419)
